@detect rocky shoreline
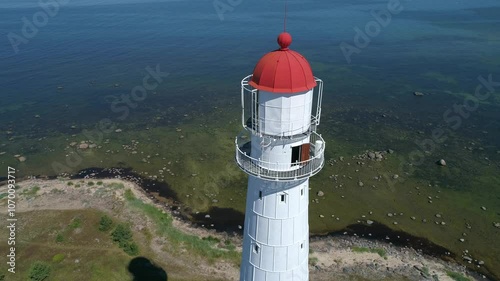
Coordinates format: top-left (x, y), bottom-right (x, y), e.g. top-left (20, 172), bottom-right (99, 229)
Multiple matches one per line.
top-left (1, 171), bottom-right (495, 281)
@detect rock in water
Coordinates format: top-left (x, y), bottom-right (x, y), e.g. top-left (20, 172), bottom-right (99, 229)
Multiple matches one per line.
top-left (414, 91), bottom-right (424, 96)
top-left (437, 159), bottom-right (447, 166)
top-left (79, 143), bottom-right (89, 149)
top-left (317, 191), bottom-right (324, 197)
top-left (18, 156), bottom-right (26, 162)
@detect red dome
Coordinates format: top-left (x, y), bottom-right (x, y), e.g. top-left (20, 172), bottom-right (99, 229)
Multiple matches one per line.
top-left (249, 32), bottom-right (316, 93)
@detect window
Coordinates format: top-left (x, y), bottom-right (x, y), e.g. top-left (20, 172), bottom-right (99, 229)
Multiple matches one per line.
top-left (253, 244), bottom-right (260, 254)
top-left (259, 191), bottom-right (262, 200)
top-left (300, 243), bottom-right (304, 249)
top-left (280, 194), bottom-right (286, 203)
top-left (300, 188), bottom-right (304, 196)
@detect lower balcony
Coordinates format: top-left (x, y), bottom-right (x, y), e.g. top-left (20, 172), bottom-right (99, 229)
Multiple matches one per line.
top-left (235, 132), bottom-right (325, 181)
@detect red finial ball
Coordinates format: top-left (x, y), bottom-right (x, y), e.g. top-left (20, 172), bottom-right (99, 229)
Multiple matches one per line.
top-left (277, 32), bottom-right (292, 50)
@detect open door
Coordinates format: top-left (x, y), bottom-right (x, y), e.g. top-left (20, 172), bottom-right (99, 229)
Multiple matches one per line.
top-left (291, 143), bottom-right (310, 165)
top-left (301, 143), bottom-right (310, 162)
top-left (291, 146), bottom-right (301, 165)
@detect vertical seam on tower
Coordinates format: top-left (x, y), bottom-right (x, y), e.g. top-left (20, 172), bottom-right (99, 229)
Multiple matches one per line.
top-left (271, 51), bottom-right (280, 91)
top-left (285, 51), bottom-right (293, 92)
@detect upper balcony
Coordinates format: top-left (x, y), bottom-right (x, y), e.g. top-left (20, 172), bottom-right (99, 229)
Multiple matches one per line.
top-left (235, 132), bottom-right (325, 181)
top-left (240, 74), bottom-right (324, 138)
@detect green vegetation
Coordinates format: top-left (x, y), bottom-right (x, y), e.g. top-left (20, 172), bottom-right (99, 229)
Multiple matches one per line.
top-left (28, 261), bottom-right (51, 281)
top-left (67, 181), bottom-right (73, 186)
top-left (49, 188), bottom-right (64, 194)
top-left (0, 193), bottom-right (7, 200)
top-left (124, 189), bottom-right (240, 264)
top-left (68, 217), bottom-right (82, 229)
top-left (96, 181), bottom-right (103, 185)
top-left (309, 256), bottom-right (319, 266)
top-left (202, 235), bottom-right (221, 244)
top-left (52, 254), bottom-right (65, 263)
top-left (446, 271), bottom-right (471, 281)
top-left (352, 246), bottom-right (387, 259)
top-left (111, 223), bottom-right (132, 242)
top-left (111, 223), bottom-right (139, 256)
top-left (98, 215), bottom-right (113, 232)
top-left (22, 186), bottom-right (40, 197)
top-left (87, 181), bottom-right (94, 186)
top-left (224, 239), bottom-right (236, 251)
top-left (142, 227), bottom-right (153, 244)
top-left (74, 184), bottom-right (80, 188)
top-left (107, 182), bottom-right (125, 189)
top-left (0, 210), bottom-right (136, 281)
top-left (55, 233), bottom-right (64, 243)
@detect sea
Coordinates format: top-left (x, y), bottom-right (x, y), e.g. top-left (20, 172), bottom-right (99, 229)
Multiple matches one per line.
top-left (1, 0), bottom-right (499, 279)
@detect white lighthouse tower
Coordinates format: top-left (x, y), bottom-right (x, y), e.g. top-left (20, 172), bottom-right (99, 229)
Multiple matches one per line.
top-left (236, 31), bottom-right (325, 281)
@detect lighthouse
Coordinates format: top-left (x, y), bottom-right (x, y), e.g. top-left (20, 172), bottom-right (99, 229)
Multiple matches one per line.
top-left (235, 31), bottom-right (325, 281)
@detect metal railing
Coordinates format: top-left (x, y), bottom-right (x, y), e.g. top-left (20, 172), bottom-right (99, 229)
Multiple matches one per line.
top-left (235, 132), bottom-right (325, 181)
top-left (240, 75), bottom-right (324, 138)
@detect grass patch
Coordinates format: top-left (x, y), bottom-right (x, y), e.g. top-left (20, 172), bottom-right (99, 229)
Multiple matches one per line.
top-left (446, 271), bottom-right (470, 281)
top-left (0, 193), bottom-right (7, 200)
top-left (22, 186), bottom-right (40, 197)
top-left (123, 189), bottom-right (240, 264)
top-left (55, 233), bottom-right (64, 243)
top-left (67, 181), bottom-right (73, 186)
top-left (309, 256), bottom-right (319, 266)
top-left (111, 223), bottom-right (139, 256)
top-left (28, 261), bottom-right (51, 281)
top-left (224, 240), bottom-right (236, 251)
top-left (96, 181), bottom-right (103, 185)
top-left (52, 253), bottom-right (65, 263)
top-left (50, 188), bottom-right (65, 194)
top-left (352, 246), bottom-right (387, 259)
top-left (98, 215), bottom-right (113, 232)
top-left (107, 182), bottom-right (125, 189)
top-left (142, 227), bottom-right (153, 245)
top-left (9, 209), bottom-right (134, 281)
top-left (68, 217), bottom-right (82, 229)
top-left (202, 236), bottom-right (221, 244)
top-left (87, 181), bottom-right (94, 186)
top-left (74, 184), bottom-right (80, 188)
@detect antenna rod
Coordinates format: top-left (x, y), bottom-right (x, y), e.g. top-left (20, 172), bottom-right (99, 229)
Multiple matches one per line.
top-left (284, 0), bottom-right (287, 32)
